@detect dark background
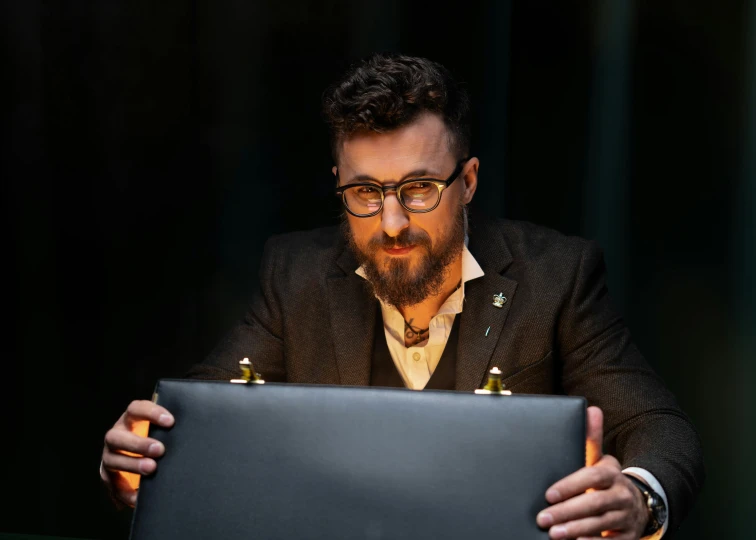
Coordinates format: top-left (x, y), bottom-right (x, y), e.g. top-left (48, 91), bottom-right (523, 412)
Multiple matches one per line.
top-left (3, 1), bottom-right (754, 538)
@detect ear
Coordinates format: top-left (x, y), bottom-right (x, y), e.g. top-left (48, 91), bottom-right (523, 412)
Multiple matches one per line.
top-left (460, 157), bottom-right (479, 205)
top-left (332, 166), bottom-right (338, 176)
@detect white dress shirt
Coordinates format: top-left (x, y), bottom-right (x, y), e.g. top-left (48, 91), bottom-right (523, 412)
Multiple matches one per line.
top-left (356, 244), bottom-right (668, 538)
top-left (357, 244), bottom-right (484, 390)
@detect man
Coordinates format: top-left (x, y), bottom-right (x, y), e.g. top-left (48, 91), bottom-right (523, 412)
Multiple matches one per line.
top-left (101, 54), bottom-right (704, 539)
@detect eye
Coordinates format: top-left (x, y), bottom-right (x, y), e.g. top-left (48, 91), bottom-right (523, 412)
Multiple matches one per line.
top-left (403, 181), bottom-right (435, 194)
top-left (356, 186), bottom-right (379, 194)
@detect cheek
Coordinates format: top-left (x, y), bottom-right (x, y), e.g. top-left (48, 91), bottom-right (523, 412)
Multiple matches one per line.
top-left (347, 216), bottom-right (379, 246)
top-left (416, 195), bottom-right (459, 240)
top-left (411, 216), bottom-right (445, 247)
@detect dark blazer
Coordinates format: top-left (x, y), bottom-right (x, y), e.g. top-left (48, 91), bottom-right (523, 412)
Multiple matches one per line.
top-left (186, 217), bottom-right (704, 536)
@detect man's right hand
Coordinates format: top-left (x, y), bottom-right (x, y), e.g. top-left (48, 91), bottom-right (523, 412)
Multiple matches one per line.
top-left (100, 400), bottom-right (175, 508)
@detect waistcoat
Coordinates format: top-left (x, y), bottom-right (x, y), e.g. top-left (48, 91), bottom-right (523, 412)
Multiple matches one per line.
top-left (370, 307), bottom-right (460, 390)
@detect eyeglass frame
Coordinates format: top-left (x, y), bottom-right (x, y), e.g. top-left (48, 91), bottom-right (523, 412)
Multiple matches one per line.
top-left (334, 157), bottom-right (471, 218)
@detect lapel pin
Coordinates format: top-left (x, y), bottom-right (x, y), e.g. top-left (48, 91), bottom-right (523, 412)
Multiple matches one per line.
top-left (485, 326), bottom-right (491, 337)
top-left (493, 292), bottom-right (507, 308)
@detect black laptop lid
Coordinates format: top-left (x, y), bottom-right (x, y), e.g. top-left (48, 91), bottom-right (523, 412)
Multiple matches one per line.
top-left (130, 381), bottom-right (585, 540)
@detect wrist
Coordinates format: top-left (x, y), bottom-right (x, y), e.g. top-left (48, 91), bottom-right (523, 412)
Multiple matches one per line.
top-left (625, 474), bottom-right (667, 537)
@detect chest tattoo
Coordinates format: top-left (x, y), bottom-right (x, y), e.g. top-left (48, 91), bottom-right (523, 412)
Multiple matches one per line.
top-left (404, 318), bottom-right (430, 347)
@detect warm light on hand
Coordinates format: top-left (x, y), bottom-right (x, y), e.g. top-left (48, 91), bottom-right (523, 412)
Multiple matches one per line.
top-left (119, 419), bottom-right (150, 490)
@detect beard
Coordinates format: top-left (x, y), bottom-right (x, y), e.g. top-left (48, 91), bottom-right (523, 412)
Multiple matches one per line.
top-left (342, 203), bottom-right (467, 309)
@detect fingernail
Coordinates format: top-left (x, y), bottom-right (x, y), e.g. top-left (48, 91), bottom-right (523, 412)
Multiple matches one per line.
top-left (159, 413), bottom-right (174, 426)
top-left (139, 459), bottom-right (156, 474)
top-left (549, 525), bottom-right (567, 539)
top-left (546, 488), bottom-right (561, 502)
top-left (148, 442), bottom-right (164, 456)
top-left (537, 512), bottom-right (553, 527)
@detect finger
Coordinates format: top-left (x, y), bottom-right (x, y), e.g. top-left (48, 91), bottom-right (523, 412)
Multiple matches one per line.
top-left (547, 510), bottom-right (628, 539)
top-left (574, 536), bottom-right (632, 540)
top-left (537, 489), bottom-right (625, 528)
top-left (102, 451), bottom-right (157, 476)
top-left (586, 406), bottom-right (603, 466)
top-left (546, 462), bottom-right (621, 504)
top-left (124, 400), bottom-right (175, 429)
top-left (596, 454), bottom-right (621, 470)
top-left (111, 470), bottom-right (140, 508)
top-left (573, 535), bottom-right (631, 540)
top-left (104, 428), bottom-right (165, 458)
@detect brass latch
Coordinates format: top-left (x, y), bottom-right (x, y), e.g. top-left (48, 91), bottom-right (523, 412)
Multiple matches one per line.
top-left (230, 358), bottom-right (265, 384)
top-left (474, 367), bottom-right (512, 395)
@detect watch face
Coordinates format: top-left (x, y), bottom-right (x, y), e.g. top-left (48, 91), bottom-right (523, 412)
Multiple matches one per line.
top-left (652, 494), bottom-right (668, 526)
top-left (626, 475), bottom-right (667, 533)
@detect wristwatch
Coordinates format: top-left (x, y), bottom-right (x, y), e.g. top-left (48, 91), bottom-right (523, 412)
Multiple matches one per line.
top-left (625, 474), bottom-right (667, 537)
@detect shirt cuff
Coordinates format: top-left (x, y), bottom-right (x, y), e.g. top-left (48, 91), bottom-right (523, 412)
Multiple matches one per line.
top-left (623, 467), bottom-right (669, 539)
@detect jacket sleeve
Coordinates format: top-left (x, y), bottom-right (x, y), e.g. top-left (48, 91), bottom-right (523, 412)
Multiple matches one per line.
top-left (184, 237), bottom-right (286, 382)
top-left (557, 241), bottom-right (705, 536)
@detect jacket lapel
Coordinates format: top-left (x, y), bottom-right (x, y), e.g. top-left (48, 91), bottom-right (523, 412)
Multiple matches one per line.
top-left (326, 245), bottom-right (376, 386)
top-left (325, 217), bottom-right (518, 390)
top-left (456, 219), bottom-right (519, 391)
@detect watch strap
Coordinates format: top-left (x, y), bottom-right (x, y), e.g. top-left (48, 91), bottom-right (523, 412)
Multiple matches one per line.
top-left (625, 474), bottom-right (665, 536)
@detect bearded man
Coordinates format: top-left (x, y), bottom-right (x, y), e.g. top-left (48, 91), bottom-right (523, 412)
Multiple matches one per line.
top-left (101, 53), bottom-right (704, 540)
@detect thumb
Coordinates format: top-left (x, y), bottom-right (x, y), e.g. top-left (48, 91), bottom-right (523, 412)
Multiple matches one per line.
top-left (586, 406), bottom-right (604, 466)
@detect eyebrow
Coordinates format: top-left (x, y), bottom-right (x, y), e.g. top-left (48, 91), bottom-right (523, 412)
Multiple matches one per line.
top-left (342, 168), bottom-right (443, 185)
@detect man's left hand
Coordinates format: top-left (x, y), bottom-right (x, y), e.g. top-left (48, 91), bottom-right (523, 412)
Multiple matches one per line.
top-left (536, 406), bottom-right (650, 539)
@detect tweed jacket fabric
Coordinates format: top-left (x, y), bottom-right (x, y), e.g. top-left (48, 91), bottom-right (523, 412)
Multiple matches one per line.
top-left (186, 217), bottom-right (704, 536)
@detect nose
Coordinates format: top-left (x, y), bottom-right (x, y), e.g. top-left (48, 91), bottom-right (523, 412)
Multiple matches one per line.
top-left (380, 191), bottom-right (410, 238)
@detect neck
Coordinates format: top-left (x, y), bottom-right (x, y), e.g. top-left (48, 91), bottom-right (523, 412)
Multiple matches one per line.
top-left (398, 252), bottom-right (463, 330)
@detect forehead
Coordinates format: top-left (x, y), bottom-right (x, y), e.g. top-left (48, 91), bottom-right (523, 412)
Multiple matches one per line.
top-left (338, 113), bottom-right (454, 179)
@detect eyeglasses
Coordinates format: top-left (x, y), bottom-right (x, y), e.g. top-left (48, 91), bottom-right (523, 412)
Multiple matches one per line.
top-left (335, 158), bottom-right (470, 218)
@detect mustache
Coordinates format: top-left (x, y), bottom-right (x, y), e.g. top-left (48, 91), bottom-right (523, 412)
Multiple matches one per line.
top-left (366, 228), bottom-right (432, 251)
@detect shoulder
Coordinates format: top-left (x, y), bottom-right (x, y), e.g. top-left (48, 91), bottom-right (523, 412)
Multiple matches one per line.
top-left (471, 216), bottom-right (601, 283)
top-left (259, 225), bottom-right (346, 285)
top-left (499, 218), bottom-right (596, 259)
top-left (474, 216), bottom-right (597, 259)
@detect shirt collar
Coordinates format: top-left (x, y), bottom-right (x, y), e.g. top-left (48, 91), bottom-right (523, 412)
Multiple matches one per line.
top-left (355, 243), bottom-right (485, 311)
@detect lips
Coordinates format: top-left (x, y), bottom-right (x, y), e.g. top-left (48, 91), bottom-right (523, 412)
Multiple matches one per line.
top-left (383, 245), bottom-right (415, 255)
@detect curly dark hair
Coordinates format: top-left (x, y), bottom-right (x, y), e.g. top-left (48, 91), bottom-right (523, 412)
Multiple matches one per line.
top-left (322, 53), bottom-right (471, 162)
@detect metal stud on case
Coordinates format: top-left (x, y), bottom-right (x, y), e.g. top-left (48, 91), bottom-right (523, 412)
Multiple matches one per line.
top-left (230, 358), bottom-right (265, 384)
top-left (475, 367), bottom-right (512, 395)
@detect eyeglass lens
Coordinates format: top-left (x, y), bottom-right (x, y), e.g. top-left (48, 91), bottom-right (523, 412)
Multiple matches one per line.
top-left (343, 181), bottom-right (439, 215)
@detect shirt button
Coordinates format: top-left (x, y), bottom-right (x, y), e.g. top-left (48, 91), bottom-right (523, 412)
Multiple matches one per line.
top-left (412, 352), bottom-right (421, 362)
